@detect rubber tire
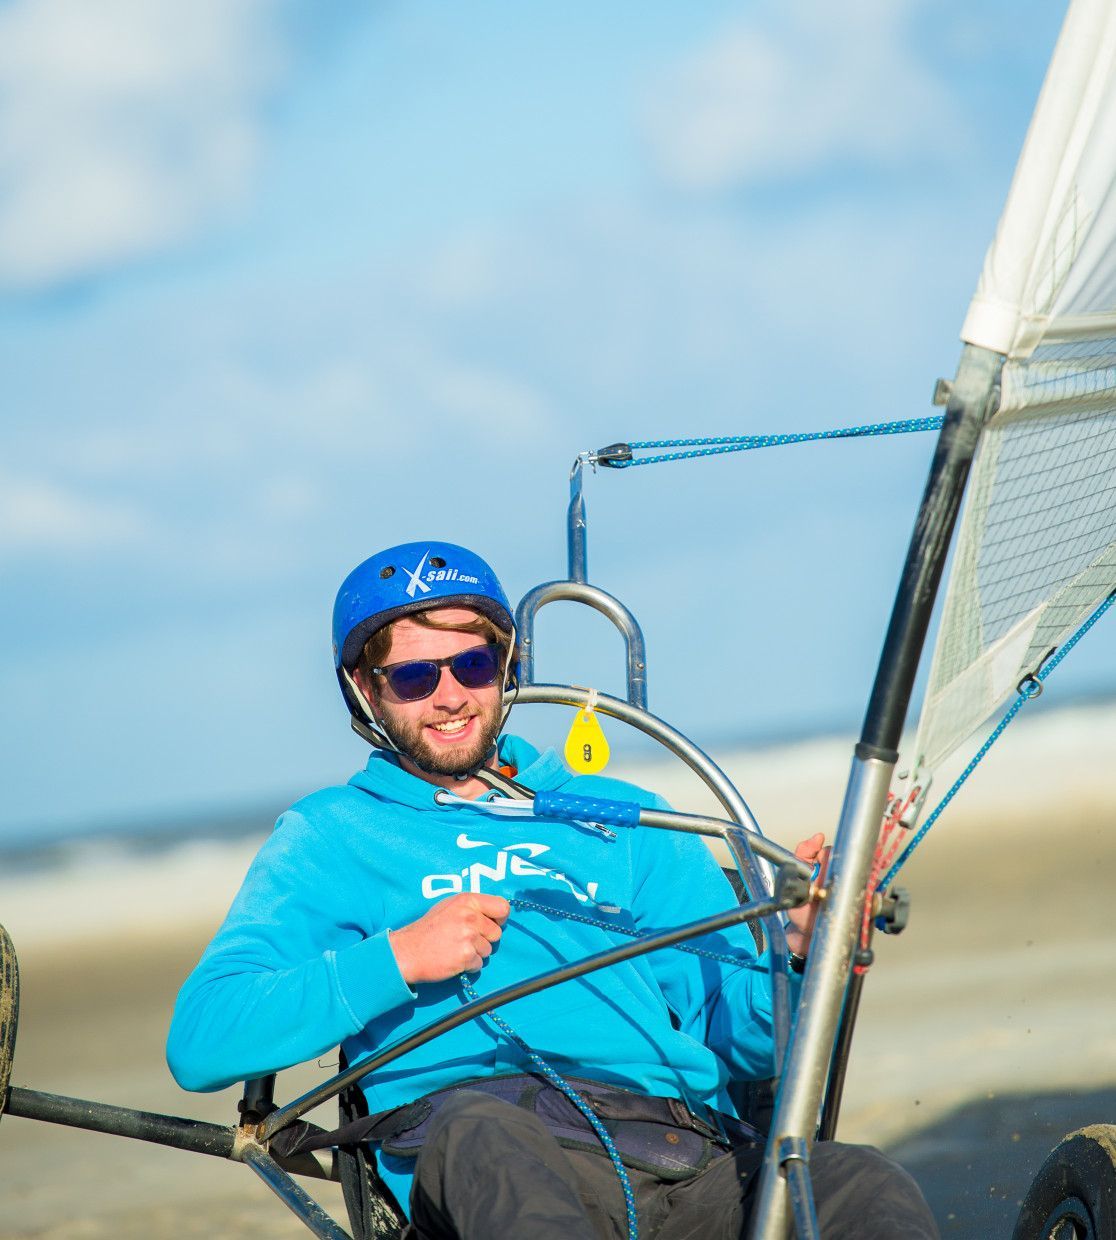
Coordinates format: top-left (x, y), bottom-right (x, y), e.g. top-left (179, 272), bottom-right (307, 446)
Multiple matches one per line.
top-left (0, 922), bottom-right (18, 1126)
top-left (1012, 1126), bottom-right (1116, 1240)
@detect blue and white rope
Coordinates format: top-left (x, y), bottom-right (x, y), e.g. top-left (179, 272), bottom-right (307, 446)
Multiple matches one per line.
top-left (509, 896), bottom-right (746, 968)
top-left (460, 972), bottom-right (641, 1240)
top-left (457, 897), bottom-right (761, 1240)
top-left (434, 795), bottom-right (751, 969)
top-left (878, 589), bottom-right (1116, 891)
top-left (603, 417), bottom-right (944, 468)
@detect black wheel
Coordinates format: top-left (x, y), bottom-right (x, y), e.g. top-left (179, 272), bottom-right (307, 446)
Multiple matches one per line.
top-left (1013, 1126), bottom-right (1116, 1240)
top-left (0, 922), bottom-right (18, 1125)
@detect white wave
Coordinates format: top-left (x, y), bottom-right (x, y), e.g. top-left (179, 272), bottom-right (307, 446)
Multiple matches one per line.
top-left (3, 698), bottom-right (1113, 949)
top-left (0, 835), bottom-right (266, 949)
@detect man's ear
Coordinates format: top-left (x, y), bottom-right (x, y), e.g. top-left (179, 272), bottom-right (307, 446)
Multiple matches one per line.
top-left (351, 669), bottom-right (382, 722)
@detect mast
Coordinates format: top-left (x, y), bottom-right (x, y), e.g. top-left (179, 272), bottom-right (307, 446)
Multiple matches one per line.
top-left (747, 343), bottom-right (1002, 1238)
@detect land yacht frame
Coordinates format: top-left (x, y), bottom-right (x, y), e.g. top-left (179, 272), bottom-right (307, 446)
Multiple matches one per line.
top-left (7, 0), bottom-right (1116, 1231)
top-left (0, 340), bottom-right (1089, 1240)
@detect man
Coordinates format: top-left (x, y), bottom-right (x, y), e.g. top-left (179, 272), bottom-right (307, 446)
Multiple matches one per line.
top-left (168, 541), bottom-right (937, 1239)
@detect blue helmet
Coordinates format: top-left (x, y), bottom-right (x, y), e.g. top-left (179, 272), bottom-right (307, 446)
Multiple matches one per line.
top-left (333, 541), bottom-right (515, 726)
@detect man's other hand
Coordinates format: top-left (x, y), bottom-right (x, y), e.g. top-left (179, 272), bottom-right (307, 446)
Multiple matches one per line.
top-left (389, 894), bottom-right (511, 985)
top-left (785, 832), bottom-right (828, 958)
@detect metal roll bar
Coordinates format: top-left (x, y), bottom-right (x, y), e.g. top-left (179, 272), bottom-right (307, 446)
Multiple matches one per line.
top-left (517, 452), bottom-right (648, 710)
top-left (515, 584), bottom-right (648, 710)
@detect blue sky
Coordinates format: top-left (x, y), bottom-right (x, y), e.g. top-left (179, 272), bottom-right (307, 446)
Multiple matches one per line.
top-left (3, 0), bottom-right (1100, 839)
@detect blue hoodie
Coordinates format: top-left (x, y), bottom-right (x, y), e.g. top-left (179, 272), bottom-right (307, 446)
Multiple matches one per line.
top-left (167, 736), bottom-right (791, 1212)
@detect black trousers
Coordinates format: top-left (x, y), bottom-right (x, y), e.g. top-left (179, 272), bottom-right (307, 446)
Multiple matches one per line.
top-left (404, 1092), bottom-right (939, 1240)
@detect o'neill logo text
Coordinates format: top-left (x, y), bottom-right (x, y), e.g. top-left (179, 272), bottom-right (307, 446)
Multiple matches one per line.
top-left (421, 833), bottom-right (619, 913)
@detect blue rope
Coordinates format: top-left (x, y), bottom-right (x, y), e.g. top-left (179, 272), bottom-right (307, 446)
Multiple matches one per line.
top-left (878, 589), bottom-right (1116, 891)
top-left (460, 973), bottom-right (641, 1240)
top-left (509, 897), bottom-right (747, 967)
top-left (455, 897), bottom-right (760, 1240)
top-left (606, 417), bottom-right (944, 468)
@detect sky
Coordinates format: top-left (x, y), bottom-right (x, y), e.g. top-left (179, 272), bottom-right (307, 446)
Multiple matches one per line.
top-left (3, 0), bottom-right (1102, 841)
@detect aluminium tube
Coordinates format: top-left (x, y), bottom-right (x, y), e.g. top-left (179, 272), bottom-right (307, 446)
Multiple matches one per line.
top-left (568, 456), bottom-right (589, 583)
top-left (637, 807), bottom-right (811, 877)
top-left (724, 824), bottom-right (793, 1075)
top-left (748, 756), bottom-right (893, 1239)
top-left (747, 343), bottom-right (1004, 1239)
top-left (511, 683), bottom-right (772, 892)
top-left (514, 585), bottom-right (648, 710)
top-left (640, 806), bottom-right (805, 1064)
top-left (4, 1086), bottom-right (236, 1158)
top-left (239, 1144), bottom-right (354, 1240)
top-left (817, 970), bottom-right (866, 1140)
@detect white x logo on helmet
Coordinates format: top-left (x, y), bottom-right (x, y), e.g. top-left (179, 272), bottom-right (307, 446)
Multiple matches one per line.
top-left (404, 551), bottom-right (433, 598)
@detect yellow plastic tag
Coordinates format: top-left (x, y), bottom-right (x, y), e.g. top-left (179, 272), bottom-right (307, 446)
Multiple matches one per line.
top-left (564, 698), bottom-right (610, 774)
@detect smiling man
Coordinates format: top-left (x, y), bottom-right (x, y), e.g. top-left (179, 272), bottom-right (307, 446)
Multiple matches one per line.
top-left (168, 541), bottom-right (938, 1240)
top-left (351, 608), bottom-right (510, 790)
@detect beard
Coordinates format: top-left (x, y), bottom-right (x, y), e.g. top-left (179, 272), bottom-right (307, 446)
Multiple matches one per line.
top-left (376, 702), bottom-right (503, 776)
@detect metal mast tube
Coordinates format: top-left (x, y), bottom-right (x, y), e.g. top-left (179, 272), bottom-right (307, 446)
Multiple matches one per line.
top-left (859, 344), bottom-right (1003, 756)
top-left (748, 343), bottom-right (1003, 1238)
top-left (568, 456), bottom-right (588, 583)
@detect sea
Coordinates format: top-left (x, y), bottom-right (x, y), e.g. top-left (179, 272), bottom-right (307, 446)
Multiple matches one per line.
top-left (3, 696), bottom-right (1116, 950)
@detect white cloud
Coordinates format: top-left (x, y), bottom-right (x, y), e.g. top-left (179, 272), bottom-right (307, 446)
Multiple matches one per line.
top-left (0, 0), bottom-right (286, 291)
top-left (0, 470), bottom-right (145, 554)
top-left (645, 0), bottom-right (966, 192)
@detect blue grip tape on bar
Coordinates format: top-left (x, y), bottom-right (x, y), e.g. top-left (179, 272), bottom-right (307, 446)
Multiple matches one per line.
top-left (533, 790), bottom-right (641, 828)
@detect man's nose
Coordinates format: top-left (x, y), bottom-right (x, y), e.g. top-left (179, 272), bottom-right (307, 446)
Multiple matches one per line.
top-left (430, 665), bottom-right (465, 706)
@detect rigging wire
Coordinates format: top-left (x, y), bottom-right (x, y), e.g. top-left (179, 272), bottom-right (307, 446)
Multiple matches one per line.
top-left (877, 587), bottom-right (1116, 893)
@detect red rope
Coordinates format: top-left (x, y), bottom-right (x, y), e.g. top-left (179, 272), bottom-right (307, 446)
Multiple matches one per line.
top-left (853, 788), bottom-right (918, 975)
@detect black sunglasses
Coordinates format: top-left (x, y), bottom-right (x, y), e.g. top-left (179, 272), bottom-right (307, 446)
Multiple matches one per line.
top-left (371, 643), bottom-right (504, 702)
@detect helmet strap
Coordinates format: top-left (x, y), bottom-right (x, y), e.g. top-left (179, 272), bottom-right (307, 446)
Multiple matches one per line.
top-left (341, 665), bottom-right (399, 757)
top-left (496, 623), bottom-right (519, 736)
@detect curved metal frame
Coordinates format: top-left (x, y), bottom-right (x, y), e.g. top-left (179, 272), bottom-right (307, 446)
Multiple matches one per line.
top-left (511, 683), bottom-right (773, 892)
top-left (515, 583), bottom-right (648, 710)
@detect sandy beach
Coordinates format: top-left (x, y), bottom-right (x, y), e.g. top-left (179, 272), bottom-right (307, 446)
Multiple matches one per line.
top-left (4, 703), bottom-right (1116, 1237)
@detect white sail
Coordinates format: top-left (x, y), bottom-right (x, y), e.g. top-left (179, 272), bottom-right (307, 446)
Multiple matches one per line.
top-left (914, 0), bottom-right (1116, 776)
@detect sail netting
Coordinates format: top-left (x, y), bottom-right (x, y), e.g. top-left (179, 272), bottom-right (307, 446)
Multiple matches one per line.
top-left (911, 0), bottom-right (1116, 777)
